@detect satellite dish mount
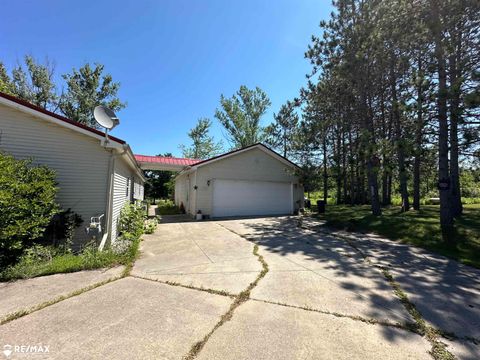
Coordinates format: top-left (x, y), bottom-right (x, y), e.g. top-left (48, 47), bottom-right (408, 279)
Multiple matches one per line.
top-left (93, 105), bottom-right (120, 144)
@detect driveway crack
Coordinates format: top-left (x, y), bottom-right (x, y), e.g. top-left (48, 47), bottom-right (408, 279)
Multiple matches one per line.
top-left (191, 238), bottom-right (215, 264)
top-left (307, 222), bottom-right (457, 360)
top-left (182, 224), bottom-right (269, 360)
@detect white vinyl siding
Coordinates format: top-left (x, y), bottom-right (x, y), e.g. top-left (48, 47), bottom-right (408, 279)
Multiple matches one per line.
top-left (0, 103), bottom-right (110, 247)
top-left (133, 176), bottom-right (144, 200)
top-left (0, 102), bottom-right (145, 247)
top-left (111, 158), bottom-right (133, 243)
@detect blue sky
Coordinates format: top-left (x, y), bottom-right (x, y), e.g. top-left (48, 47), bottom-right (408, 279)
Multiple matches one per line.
top-left (1, 0), bottom-right (331, 157)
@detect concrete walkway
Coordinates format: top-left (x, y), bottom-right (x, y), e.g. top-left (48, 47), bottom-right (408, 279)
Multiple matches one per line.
top-left (0, 217), bottom-right (479, 359)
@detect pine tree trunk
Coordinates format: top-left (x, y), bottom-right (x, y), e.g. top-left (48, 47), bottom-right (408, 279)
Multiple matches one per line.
top-left (431, 0), bottom-right (454, 243)
top-left (449, 43), bottom-right (463, 217)
top-left (335, 129), bottom-right (342, 204)
top-left (349, 129), bottom-right (356, 205)
top-left (413, 57), bottom-right (424, 211)
top-left (390, 61), bottom-right (410, 212)
top-left (380, 88), bottom-right (390, 206)
top-left (323, 137), bottom-right (328, 203)
top-left (342, 132), bottom-right (348, 203)
top-left (363, 93), bottom-right (381, 215)
top-left (387, 174), bottom-right (392, 205)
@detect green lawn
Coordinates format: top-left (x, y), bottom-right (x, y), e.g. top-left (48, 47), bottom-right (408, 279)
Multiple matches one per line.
top-left (314, 204), bottom-right (480, 268)
top-left (0, 239), bottom-right (140, 282)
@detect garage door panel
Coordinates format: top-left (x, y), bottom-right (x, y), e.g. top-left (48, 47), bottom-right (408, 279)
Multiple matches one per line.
top-left (212, 179), bottom-right (292, 217)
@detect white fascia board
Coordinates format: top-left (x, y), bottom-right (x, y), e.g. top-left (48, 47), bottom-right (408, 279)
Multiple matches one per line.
top-left (174, 167), bottom-right (194, 179)
top-left (122, 145), bottom-right (147, 182)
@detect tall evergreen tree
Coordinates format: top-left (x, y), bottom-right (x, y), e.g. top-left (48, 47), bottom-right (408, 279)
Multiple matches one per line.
top-left (301, 0), bottom-right (479, 241)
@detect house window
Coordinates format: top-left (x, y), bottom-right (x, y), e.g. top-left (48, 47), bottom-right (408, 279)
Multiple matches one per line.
top-left (126, 178), bottom-right (130, 197)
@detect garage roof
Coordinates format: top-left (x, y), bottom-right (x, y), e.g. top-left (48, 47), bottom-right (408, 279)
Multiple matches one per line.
top-left (190, 143), bottom-right (301, 171)
top-left (136, 143), bottom-right (300, 172)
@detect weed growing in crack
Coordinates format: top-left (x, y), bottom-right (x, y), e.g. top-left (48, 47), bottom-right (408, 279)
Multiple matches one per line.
top-left (182, 234), bottom-right (269, 360)
top-left (0, 276), bottom-right (122, 325)
top-left (307, 223), bottom-right (458, 360)
top-left (381, 267), bottom-right (455, 360)
top-left (251, 298), bottom-right (417, 333)
top-left (129, 275), bottom-right (235, 298)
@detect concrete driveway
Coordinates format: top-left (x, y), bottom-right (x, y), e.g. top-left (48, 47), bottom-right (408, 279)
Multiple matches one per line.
top-left (1, 216), bottom-right (479, 359)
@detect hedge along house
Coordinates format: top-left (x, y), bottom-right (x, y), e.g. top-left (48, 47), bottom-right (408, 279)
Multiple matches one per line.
top-left (0, 92), bottom-right (145, 249)
top-left (136, 143), bottom-right (304, 218)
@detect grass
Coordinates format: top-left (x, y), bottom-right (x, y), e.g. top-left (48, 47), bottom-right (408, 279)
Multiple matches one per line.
top-left (154, 199), bottom-right (182, 215)
top-left (0, 238), bottom-right (141, 282)
top-left (313, 204), bottom-right (480, 268)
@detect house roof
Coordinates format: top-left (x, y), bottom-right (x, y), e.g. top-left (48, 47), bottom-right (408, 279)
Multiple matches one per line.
top-left (0, 91), bottom-right (126, 144)
top-left (135, 154), bottom-right (200, 167)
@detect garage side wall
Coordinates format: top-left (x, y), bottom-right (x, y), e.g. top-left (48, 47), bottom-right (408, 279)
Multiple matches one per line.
top-left (194, 148), bottom-right (303, 216)
top-left (0, 103), bottom-right (109, 247)
top-left (174, 171), bottom-right (196, 215)
top-left (174, 173), bottom-right (188, 212)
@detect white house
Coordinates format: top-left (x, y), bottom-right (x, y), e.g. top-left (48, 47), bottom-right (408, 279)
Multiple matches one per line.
top-left (0, 91), bottom-right (145, 248)
top-left (136, 143), bottom-right (304, 218)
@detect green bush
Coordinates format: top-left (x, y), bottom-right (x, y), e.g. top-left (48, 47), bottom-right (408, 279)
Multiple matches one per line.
top-left (118, 202), bottom-right (145, 239)
top-left (0, 153), bottom-right (59, 268)
top-left (144, 218), bottom-right (158, 234)
top-left (42, 208), bottom-right (83, 253)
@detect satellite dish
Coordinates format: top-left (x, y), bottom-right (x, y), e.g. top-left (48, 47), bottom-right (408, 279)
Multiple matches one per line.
top-left (93, 106), bottom-right (120, 130)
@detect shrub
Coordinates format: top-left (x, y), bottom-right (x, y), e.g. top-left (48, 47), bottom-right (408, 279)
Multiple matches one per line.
top-left (144, 218), bottom-right (158, 234)
top-left (42, 208), bottom-right (83, 253)
top-left (157, 199), bottom-right (182, 215)
top-left (0, 153), bottom-right (59, 268)
top-left (118, 202), bottom-right (145, 239)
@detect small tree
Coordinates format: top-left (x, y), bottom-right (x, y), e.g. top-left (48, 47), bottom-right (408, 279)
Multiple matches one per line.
top-left (0, 153), bottom-right (59, 267)
top-left (179, 118), bottom-right (223, 159)
top-left (10, 56), bottom-right (57, 111)
top-left (215, 85), bottom-right (271, 148)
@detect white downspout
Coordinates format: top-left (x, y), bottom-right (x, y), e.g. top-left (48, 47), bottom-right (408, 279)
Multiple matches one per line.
top-left (99, 146), bottom-right (127, 250)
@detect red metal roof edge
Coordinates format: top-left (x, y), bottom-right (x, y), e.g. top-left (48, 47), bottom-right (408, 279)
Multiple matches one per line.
top-left (0, 91), bottom-right (126, 145)
top-left (134, 143), bottom-right (301, 170)
top-left (134, 154), bottom-right (200, 165)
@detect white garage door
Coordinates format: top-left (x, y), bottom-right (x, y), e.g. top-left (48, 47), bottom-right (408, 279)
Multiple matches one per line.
top-left (212, 179), bottom-right (292, 217)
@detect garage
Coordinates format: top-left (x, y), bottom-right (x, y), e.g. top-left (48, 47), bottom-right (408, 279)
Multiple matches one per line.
top-left (171, 143), bottom-right (304, 218)
top-left (212, 179), bottom-right (293, 217)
